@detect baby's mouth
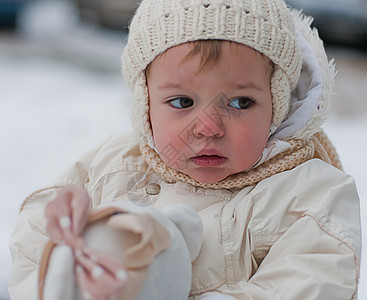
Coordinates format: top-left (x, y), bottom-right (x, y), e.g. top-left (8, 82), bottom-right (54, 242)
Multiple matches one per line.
top-left (191, 155), bottom-right (227, 167)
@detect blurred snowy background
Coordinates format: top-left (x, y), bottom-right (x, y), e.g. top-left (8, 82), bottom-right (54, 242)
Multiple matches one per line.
top-left (0, 0), bottom-right (366, 299)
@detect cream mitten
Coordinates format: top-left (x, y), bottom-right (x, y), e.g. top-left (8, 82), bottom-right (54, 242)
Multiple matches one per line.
top-left (39, 185), bottom-right (203, 300)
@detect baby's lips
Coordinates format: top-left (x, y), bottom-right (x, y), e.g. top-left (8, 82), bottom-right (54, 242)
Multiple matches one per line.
top-left (194, 148), bottom-right (225, 158)
top-left (191, 155), bottom-right (227, 167)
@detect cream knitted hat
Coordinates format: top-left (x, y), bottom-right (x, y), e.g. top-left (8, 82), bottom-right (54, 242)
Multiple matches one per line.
top-left (122, 0), bottom-right (302, 144)
top-left (121, 0), bottom-right (303, 185)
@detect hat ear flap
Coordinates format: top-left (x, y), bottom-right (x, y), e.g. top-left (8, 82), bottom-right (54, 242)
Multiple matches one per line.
top-left (161, 203), bottom-right (203, 262)
top-left (271, 66), bottom-right (291, 128)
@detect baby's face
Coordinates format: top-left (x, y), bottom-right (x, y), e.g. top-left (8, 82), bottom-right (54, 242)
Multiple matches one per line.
top-left (147, 42), bottom-right (272, 183)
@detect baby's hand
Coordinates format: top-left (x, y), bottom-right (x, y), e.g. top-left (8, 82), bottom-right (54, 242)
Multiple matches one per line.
top-left (199, 292), bottom-right (236, 300)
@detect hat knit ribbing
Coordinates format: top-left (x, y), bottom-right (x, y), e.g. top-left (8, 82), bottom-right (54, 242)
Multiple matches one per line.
top-left (122, 0), bottom-right (303, 187)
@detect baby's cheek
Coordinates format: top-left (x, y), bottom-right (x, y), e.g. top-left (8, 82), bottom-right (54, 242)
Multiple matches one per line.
top-left (233, 126), bottom-right (268, 158)
top-left (153, 127), bottom-right (189, 165)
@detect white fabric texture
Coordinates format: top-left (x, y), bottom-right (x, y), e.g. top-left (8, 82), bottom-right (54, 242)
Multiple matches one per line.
top-left (252, 139), bottom-right (291, 169)
top-left (198, 293), bottom-right (236, 300)
top-left (272, 26), bottom-right (324, 141)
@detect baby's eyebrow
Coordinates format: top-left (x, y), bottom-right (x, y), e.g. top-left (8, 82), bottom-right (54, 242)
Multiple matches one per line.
top-left (233, 83), bottom-right (265, 91)
top-left (157, 82), bottom-right (265, 91)
top-left (157, 82), bottom-right (183, 90)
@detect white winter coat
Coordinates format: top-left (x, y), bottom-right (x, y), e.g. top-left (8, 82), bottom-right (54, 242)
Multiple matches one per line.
top-left (9, 133), bottom-right (361, 299)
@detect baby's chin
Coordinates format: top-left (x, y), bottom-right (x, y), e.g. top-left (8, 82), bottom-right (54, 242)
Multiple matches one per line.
top-left (178, 167), bottom-right (234, 184)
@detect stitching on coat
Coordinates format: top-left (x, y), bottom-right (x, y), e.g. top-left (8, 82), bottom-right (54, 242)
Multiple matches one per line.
top-left (189, 279), bottom-right (226, 296)
top-left (176, 183), bottom-right (233, 201)
top-left (304, 212), bottom-right (360, 300)
top-left (19, 185), bottom-right (65, 214)
top-left (221, 205), bottom-right (235, 286)
top-left (90, 164), bottom-right (147, 193)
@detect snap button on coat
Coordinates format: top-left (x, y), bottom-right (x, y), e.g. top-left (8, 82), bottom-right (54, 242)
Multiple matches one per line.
top-left (145, 183), bottom-right (161, 195)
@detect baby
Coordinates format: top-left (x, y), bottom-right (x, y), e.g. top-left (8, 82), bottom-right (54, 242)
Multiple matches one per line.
top-left (9, 0), bottom-right (361, 299)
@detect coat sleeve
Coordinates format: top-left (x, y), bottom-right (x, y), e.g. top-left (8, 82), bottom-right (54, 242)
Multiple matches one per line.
top-left (212, 162), bottom-right (361, 300)
top-left (223, 215), bottom-right (360, 300)
top-left (8, 142), bottom-right (105, 299)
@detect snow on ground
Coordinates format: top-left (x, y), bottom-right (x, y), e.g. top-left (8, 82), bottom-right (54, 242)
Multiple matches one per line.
top-left (0, 1), bottom-right (366, 299)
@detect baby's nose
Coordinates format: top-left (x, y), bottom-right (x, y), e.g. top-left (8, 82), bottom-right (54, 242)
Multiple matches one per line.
top-left (192, 108), bottom-right (225, 138)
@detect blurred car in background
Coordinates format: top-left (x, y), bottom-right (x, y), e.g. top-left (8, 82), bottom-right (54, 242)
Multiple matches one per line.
top-left (75, 0), bottom-right (139, 30)
top-left (286, 0), bottom-right (367, 47)
top-left (74, 0), bottom-right (367, 47)
top-left (0, 0), bottom-right (24, 29)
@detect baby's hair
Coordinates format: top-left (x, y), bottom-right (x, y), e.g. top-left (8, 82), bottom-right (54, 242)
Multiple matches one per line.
top-left (185, 40), bottom-right (274, 75)
top-left (185, 40), bottom-right (222, 73)
top-left (146, 39), bottom-right (274, 76)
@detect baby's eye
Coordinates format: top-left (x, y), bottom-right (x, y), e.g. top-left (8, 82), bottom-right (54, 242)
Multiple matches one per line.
top-left (228, 97), bottom-right (254, 110)
top-left (169, 97), bottom-right (194, 109)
